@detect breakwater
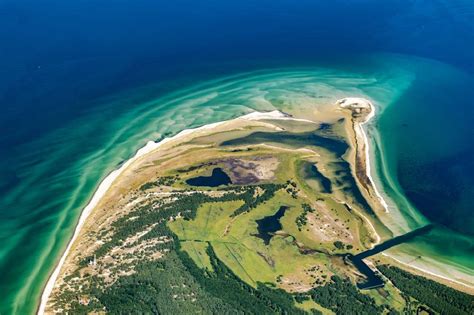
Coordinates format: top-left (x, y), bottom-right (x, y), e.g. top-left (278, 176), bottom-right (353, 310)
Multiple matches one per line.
top-left (350, 225), bottom-right (434, 289)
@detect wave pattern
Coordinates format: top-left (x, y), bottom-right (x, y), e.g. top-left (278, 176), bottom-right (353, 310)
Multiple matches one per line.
top-left (1, 56), bottom-right (471, 314)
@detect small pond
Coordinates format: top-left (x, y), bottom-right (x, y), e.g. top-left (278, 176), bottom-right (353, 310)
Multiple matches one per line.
top-left (254, 206), bottom-right (288, 245)
top-left (185, 167), bottom-right (232, 187)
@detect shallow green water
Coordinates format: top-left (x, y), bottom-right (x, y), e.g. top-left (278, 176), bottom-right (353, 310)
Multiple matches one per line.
top-left (374, 58), bottom-right (474, 282)
top-left (1, 54), bottom-right (473, 314)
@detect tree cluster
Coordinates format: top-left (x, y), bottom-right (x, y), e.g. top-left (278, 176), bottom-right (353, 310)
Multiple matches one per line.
top-left (295, 203), bottom-right (315, 231)
top-left (377, 264), bottom-right (474, 315)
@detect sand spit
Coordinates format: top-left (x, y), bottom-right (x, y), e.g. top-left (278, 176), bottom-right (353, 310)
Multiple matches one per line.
top-left (337, 97), bottom-right (474, 293)
top-left (39, 104), bottom-right (471, 313)
top-left (242, 110), bottom-right (315, 123)
top-left (38, 110), bottom-right (289, 314)
top-left (336, 97), bottom-right (389, 213)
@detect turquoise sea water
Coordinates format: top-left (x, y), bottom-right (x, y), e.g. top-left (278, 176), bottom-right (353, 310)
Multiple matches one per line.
top-left (1, 1), bottom-right (473, 314)
top-left (374, 58), bottom-right (474, 280)
top-left (2, 54), bottom-right (473, 313)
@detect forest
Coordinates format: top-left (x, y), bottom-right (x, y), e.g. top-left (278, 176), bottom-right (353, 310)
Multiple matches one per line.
top-left (51, 178), bottom-right (473, 315)
top-left (377, 264), bottom-right (474, 315)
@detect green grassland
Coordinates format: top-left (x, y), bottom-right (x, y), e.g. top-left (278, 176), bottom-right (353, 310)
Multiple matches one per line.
top-left (156, 134), bottom-right (410, 313)
top-left (296, 298), bottom-right (336, 315)
top-left (179, 241), bottom-right (213, 271)
top-left (169, 148), bottom-right (377, 288)
top-left (168, 191), bottom-right (406, 313)
top-left (166, 145), bottom-right (414, 313)
top-left (169, 193), bottom-right (332, 288)
top-left (50, 123), bottom-right (470, 315)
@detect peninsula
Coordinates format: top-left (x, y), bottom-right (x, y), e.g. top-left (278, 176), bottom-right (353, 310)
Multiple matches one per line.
top-left (40, 98), bottom-right (474, 314)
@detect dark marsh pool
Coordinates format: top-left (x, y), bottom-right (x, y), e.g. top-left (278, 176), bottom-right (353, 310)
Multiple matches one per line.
top-left (185, 168), bottom-right (232, 187)
top-left (254, 206), bottom-right (288, 245)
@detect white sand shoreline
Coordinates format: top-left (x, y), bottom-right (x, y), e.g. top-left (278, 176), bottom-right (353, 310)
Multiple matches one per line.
top-left (336, 97), bottom-right (474, 293)
top-left (338, 97), bottom-right (389, 214)
top-left (38, 105), bottom-right (471, 313)
top-left (357, 108), bottom-right (474, 290)
top-left (358, 106), bottom-right (390, 213)
top-left (381, 253), bottom-right (474, 291)
top-left (37, 110), bottom-right (288, 314)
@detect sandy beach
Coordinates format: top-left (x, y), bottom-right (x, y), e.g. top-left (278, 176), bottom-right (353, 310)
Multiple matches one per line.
top-left (356, 103), bottom-right (390, 213)
top-left (39, 103), bottom-right (472, 314)
top-left (337, 97), bottom-right (389, 213)
top-left (37, 110), bottom-right (295, 314)
top-left (381, 253), bottom-right (474, 293)
top-left (337, 97), bottom-right (474, 295)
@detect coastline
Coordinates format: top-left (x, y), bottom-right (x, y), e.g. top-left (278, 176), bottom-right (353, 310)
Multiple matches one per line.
top-left (380, 253), bottom-right (474, 293)
top-left (37, 110), bottom-right (291, 314)
top-left (339, 97), bottom-right (474, 294)
top-left (39, 105), bottom-right (472, 313)
top-left (357, 103), bottom-right (390, 213)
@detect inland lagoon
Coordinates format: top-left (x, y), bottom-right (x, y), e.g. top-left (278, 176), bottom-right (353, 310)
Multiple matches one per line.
top-left (186, 168), bottom-right (232, 187)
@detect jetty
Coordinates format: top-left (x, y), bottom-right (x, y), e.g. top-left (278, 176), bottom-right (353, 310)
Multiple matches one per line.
top-left (350, 224), bottom-right (434, 289)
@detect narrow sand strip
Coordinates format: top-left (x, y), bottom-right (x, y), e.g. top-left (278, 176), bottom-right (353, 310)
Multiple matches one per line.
top-left (338, 97), bottom-right (390, 213)
top-left (381, 253), bottom-right (474, 292)
top-left (358, 106), bottom-right (390, 213)
top-left (39, 106), bottom-right (470, 313)
top-left (337, 98), bottom-right (473, 293)
top-left (38, 110), bottom-right (287, 314)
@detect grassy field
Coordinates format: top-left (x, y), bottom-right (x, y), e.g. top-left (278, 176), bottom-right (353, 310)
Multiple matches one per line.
top-left (168, 189), bottom-right (407, 313)
top-left (179, 241), bottom-right (213, 271)
top-left (169, 191), bottom-right (336, 292)
top-left (292, 158), bottom-right (374, 251)
top-left (296, 299), bottom-right (336, 315)
top-left (166, 143), bottom-right (406, 313)
top-left (168, 149), bottom-right (375, 289)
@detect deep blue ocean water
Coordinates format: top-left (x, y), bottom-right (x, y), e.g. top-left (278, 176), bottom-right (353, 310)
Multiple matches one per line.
top-left (0, 1), bottom-right (473, 313)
